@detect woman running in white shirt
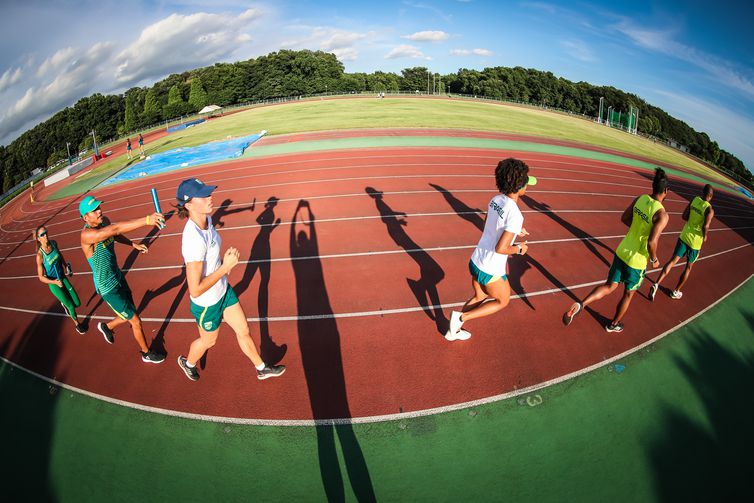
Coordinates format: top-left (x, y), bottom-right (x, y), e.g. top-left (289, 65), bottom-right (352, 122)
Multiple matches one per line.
top-left (445, 158), bottom-right (536, 341)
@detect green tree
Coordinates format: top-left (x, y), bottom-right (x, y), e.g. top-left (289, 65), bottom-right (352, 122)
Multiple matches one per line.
top-left (124, 98), bottom-right (136, 132)
top-left (142, 89), bottom-right (161, 125)
top-left (188, 77), bottom-right (209, 111)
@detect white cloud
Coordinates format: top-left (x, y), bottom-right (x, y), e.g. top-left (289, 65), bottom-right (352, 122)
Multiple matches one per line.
top-left (401, 30), bottom-right (449, 42)
top-left (0, 67), bottom-right (23, 93)
top-left (37, 47), bottom-right (78, 77)
top-left (615, 20), bottom-right (754, 101)
top-left (560, 39), bottom-right (596, 62)
top-left (385, 44), bottom-right (430, 60)
top-left (281, 27), bottom-right (372, 62)
top-left (113, 10), bottom-right (260, 87)
top-left (450, 48), bottom-right (493, 57)
top-left (0, 42), bottom-right (115, 140)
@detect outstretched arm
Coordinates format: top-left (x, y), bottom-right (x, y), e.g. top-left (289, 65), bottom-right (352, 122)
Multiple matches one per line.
top-left (80, 212), bottom-right (163, 245)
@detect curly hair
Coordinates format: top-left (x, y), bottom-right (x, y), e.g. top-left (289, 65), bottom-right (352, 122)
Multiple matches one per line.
top-left (495, 158), bottom-right (530, 194)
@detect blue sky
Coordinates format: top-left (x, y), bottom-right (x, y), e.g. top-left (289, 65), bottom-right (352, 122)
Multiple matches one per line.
top-left (1, 0), bottom-right (752, 171)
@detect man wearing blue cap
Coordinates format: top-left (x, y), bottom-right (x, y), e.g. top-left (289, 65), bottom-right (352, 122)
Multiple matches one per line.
top-left (79, 194), bottom-right (167, 363)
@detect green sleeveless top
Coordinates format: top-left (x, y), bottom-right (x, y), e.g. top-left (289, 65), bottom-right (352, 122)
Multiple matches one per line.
top-left (680, 196), bottom-right (711, 251)
top-left (84, 223), bottom-right (123, 295)
top-left (40, 240), bottom-right (64, 280)
top-left (616, 194), bottom-right (664, 270)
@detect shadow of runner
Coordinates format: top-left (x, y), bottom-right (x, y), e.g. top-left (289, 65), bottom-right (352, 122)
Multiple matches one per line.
top-left (234, 196), bottom-right (286, 365)
top-left (0, 303), bottom-right (66, 500)
top-left (290, 200), bottom-right (376, 503)
top-left (521, 194), bottom-right (614, 267)
top-left (647, 310), bottom-right (754, 500)
top-left (212, 198), bottom-right (255, 229)
top-left (366, 187), bottom-right (447, 334)
top-left (136, 268), bottom-right (187, 357)
top-left (429, 183), bottom-right (485, 231)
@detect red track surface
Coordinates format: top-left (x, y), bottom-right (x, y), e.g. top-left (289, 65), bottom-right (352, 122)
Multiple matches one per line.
top-left (1, 131), bottom-right (753, 421)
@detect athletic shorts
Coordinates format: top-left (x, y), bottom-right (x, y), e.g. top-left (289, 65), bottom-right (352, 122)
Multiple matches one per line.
top-left (101, 282), bottom-right (136, 320)
top-left (607, 254), bottom-right (644, 291)
top-left (189, 286), bottom-right (239, 333)
top-left (468, 260), bottom-right (506, 286)
top-left (673, 238), bottom-right (700, 264)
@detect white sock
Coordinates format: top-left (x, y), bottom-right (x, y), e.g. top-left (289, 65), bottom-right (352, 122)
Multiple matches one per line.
top-left (186, 360), bottom-right (195, 368)
top-left (255, 362), bottom-right (266, 371)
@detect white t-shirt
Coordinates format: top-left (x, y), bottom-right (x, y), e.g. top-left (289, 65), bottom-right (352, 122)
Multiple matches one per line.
top-left (181, 216), bottom-right (227, 307)
top-left (470, 194), bottom-right (524, 277)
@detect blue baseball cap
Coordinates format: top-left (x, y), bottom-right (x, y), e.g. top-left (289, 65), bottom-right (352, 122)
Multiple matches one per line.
top-left (79, 195), bottom-right (102, 217)
top-left (176, 178), bottom-right (217, 203)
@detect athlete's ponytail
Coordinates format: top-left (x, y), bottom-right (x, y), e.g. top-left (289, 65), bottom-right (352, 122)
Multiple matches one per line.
top-left (652, 167), bottom-right (668, 194)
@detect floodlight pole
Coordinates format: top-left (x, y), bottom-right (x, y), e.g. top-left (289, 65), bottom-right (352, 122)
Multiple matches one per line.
top-left (607, 106), bottom-right (613, 126)
top-left (91, 129), bottom-right (99, 157)
top-left (66, 142), bottom-right (71, 166)
top-left (598, 97), bottom-right (604, 124)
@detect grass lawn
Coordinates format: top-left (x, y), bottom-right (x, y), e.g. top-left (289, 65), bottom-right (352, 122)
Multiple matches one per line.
top-left (53, 97), bottom-right (733, 199)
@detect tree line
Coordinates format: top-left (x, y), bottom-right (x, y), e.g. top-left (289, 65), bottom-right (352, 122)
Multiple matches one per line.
top-left (1, 49), bottom-right (750, 192)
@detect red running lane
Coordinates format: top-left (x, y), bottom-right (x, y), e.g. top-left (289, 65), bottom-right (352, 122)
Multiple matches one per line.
top-left (1, 140), bottom-right (753, 422)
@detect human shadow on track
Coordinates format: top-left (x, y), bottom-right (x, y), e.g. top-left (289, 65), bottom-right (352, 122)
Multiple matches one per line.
top-left (429, 184), bottom-right (581, 309)
top-left (0, 303), bottom-right (66, 500)
top-left (212, 198), bottom-right (256, 229)
top-left (234, 196), bottom-right (287, 365)
top-left (290, 200), bottom-right (376, 503)
top-left (520, 194), bottom-right (613, 268)
top-left (366, 186), bottom-right (447, 335)
top-left (647, 310), bottom-right (754, 500)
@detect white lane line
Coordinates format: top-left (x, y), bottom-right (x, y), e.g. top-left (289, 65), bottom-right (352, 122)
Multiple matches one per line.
top-left (1, 261), bottom-right (751, 427)
top-left (1, 207), bottom-right (694, 257)
top-left (2, 225), bottom-right (753, 279)
top-left (0, 241), bottom-right (750, 322)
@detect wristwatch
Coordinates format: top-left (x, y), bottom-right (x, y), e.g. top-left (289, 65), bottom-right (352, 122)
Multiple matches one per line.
top-left (516, 244), bottom-right (523, 255)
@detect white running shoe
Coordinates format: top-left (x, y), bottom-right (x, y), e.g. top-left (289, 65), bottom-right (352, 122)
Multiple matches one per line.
top-left (445, 328), bottom-right (471, 341)
top-left (649, 283), bottom-right (658, 302)
top-left (448, 311), bottom-right (464, 336)
top-left (670, 290), bottom-right (683, 299)
top-left (562, 302), bottom-right (582, 326)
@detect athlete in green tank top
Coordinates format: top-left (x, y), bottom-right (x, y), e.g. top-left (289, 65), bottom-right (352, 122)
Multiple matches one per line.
top-left (79, 195), bottom-right (167, 363)
top-left (649, 184), bottom-right (714, 301)
top-left (34, 226), bottom-right (85, 334)
top-left (563, 168), bottom-right (670, 333)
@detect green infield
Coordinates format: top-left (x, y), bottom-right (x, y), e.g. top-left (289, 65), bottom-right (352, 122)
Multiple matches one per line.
top-left (51, 97), bottom-right (734, 199)
top-left (2, 276), bottom-right (752, 501)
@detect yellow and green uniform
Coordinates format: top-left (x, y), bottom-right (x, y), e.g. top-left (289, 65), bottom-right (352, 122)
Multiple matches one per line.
top-left (674, 196), bottom-right (711, 263)
top-left (84, 224), bottom-right (136, 320)
top-left (609, 194), bottom-right (664, 290)
top-left (40, 240), bottom-right (80, 321)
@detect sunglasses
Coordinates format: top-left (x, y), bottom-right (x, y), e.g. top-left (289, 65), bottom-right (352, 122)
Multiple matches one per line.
top-left (37, 231), bottom-right (48, 238)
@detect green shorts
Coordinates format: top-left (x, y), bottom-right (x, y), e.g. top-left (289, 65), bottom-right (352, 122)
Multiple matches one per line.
top-left (673, 238), bottom-right (700, 264)
top-left (468, 260), bottom-right (507, 286)
top-left (101, 282), bottom-right (136, 320)
top-left (607, 254), bottom-right (644, 291)
top-left (190, 286), bottom-right (239, 333)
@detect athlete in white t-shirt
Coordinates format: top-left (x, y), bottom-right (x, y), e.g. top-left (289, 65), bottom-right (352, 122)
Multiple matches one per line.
top-left (446, 158), bottom-right (537, 341)
top-left (174, 178), bottom-right (285, 381)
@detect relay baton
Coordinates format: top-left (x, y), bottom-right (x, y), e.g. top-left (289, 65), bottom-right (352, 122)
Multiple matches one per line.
top-left (150, 188), bottom-right (165, 229)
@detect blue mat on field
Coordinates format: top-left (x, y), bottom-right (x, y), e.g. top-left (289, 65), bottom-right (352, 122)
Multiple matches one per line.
top-left (735, 186), bottom-right (753, 199)
top-left (102, 131), bottom-right (266, 186)
top-left (167, 118), bottom-right (205, 133)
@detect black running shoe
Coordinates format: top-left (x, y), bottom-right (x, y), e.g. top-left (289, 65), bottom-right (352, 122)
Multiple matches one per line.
top-left (605, 322), bottom-right (625, 333)
top-left (177, 355), bottom-right (199, 381)
top-left (75, 323), bottom-right (86, 335)
top-left (257, 364), bottom-right (286, 380)
top-left (97, 322), bottom-right (114, 344)
top-left (141, 350), bottom-right (166, 364)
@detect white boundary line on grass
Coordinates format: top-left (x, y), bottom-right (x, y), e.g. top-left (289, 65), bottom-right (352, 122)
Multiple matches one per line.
top-left (0, 269), bottom-right (751, 427)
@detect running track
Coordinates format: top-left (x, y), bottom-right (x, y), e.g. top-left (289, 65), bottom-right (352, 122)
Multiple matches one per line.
top-left (1, 130), bottom-right (753, 424)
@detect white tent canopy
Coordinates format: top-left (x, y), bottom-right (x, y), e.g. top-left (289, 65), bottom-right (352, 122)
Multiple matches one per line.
top-left (198, 105), bottom-right (223, 114)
